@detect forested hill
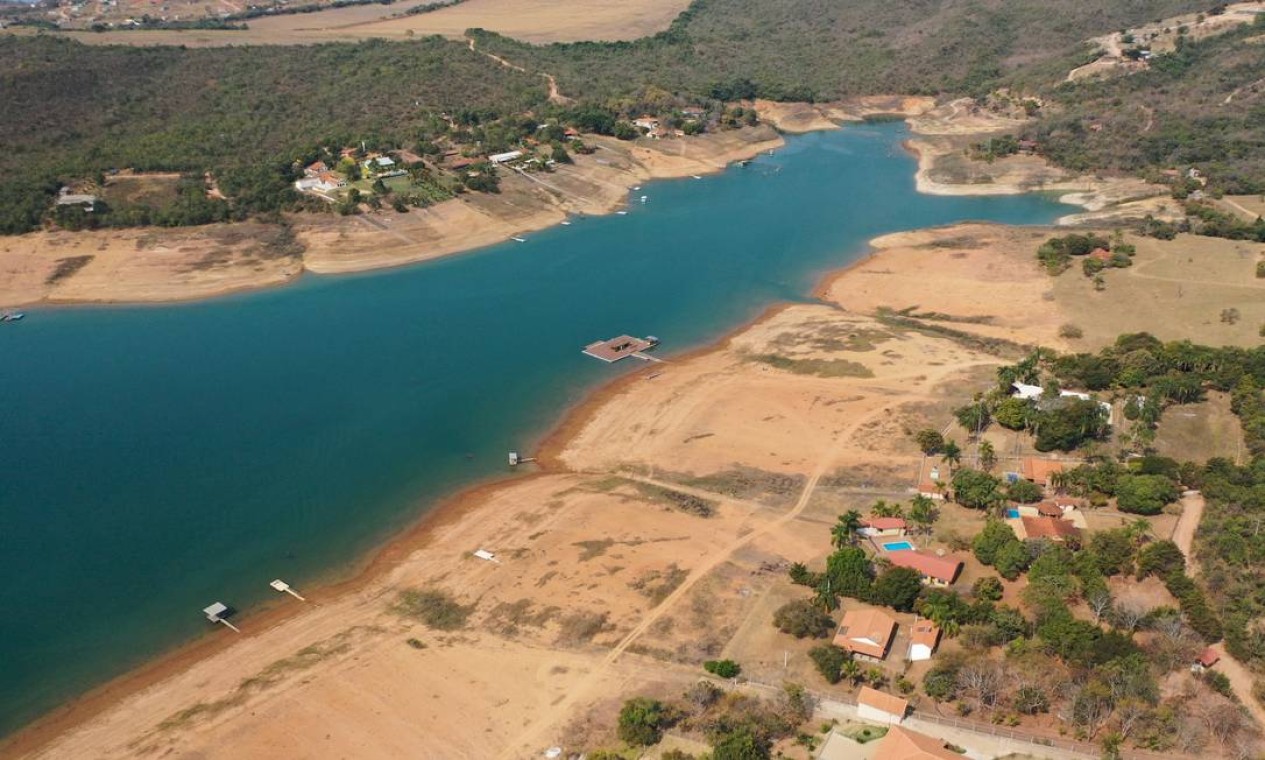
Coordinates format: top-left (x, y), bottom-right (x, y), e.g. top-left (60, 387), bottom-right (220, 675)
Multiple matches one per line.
top-left (0, 0), bottom-right (1236, 233)
top-left (1034, 19), bottom-right (1265, 195)
top-left (0, 35), bottom-right (547, 233)
top-left (470, 0), bottom-right (1207, 101)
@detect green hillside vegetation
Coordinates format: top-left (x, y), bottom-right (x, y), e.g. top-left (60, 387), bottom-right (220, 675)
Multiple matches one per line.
top-left (1031, 15), bottom-right (1265, 195)
top-left (471, 0), bottom-right (1206, 102)
top-left (0, 35), bottom-right (548, 233)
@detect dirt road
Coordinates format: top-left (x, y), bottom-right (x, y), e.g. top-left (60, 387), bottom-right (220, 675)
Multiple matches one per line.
top-left (1171, 490), bottom-right (1205, 573)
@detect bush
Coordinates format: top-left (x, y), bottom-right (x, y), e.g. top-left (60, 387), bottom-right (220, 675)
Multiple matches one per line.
top-left (914, 429), bottom-right (945, 455)
top-left (704, 659), bottom-right (742, 678)
top-left (1115, 474), bottom-right (1179, 515)
top-left (772, 599), bottom-right (834, 639)
top-left (808, 645), bottom-right (850, 684)
top-left (973, 576), bottom-right (1004, 602)
top-left (1005, 478), bottom-right (1045, 504)
top-left (1059, 324), bottom-right (1084, 339)
top-left (870, 566), bottom-right (925, 612)
top-left (952, 468), bottom-right (1003, 509)
top-left (393, 588), bottom-right (474, 630)
top-left (618, 697), bottom-right (672, 746)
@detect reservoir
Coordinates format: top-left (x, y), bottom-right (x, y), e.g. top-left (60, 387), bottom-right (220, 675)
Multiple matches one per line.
top-left (0, 123), bottom-right (1068, 736)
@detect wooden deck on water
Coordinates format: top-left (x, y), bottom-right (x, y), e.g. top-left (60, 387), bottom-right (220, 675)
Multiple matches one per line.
top-left (582, 335), bottom-right (658, 363)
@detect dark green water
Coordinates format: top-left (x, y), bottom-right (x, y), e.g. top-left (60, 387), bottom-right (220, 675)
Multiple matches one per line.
top-left (0, 124), bottom-right (1067, 736)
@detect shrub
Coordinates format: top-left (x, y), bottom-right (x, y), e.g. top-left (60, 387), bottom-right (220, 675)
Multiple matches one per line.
top-left (393, 588), bottom-right (474, 630)
top-left (1059, 324), bottom-right (1084, 339)
top-left (772, 599), bottom-right (834, 639)
top-left (952, 468), bottom-right (1003, 509)
top-left (1005, 478), bottom-right (1045, 504)
top-left (808, 645), bottom-right (850, 684)
top-left (704, 659), bottom-right (742, 678)
top-left (617, 697), bottom-right (673, 746)
top-left (973, 576), bottom-right (1004, 602)
top-left (870, 566), bottom-right (925, 612)
top-left (1115, 474), bottom-right (1179, 515)
top-left (915, 429), bottom-right (945, 455)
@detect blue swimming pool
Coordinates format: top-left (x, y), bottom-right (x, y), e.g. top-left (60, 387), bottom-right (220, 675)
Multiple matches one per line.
top-left (1005, 508), bottom-right (1020, 519)
top-left (883, 541), bottom-right (915, 552)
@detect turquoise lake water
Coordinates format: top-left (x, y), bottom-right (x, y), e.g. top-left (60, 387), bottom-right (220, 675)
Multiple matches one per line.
top-left (0, 123), bottom-right (1069, 736)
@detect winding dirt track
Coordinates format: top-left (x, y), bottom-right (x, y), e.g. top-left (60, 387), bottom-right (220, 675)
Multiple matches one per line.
top-left (466, 36), bottom-right (570, 104)
top-left (495, 415), bottom-right (857, 758)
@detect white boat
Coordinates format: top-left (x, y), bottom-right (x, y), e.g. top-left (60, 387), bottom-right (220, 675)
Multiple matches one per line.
top-left (1, 312), bottom-right (24, 322)
top-left (511, 236), bottom-right (526, 243)
top-left (691, 175), bottom-right (702, 179)
top-left (560, 220), bottom-right (572, 226)
top-left (639, 195), bottom-right (648, 203)
top-left (616, 211), bottom-right (628, 216)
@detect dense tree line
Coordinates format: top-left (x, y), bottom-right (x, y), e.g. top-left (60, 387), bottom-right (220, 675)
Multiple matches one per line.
top-left (470, 0), bottom-right (1206, 104)
top-left (0, 35), bottom-right (549, 233)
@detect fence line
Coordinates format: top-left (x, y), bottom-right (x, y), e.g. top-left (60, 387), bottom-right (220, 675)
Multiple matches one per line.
top-left (736, 678), bottom-right (1191, 760)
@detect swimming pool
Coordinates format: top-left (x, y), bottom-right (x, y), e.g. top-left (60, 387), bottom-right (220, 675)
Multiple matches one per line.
top-left (1005, 508), bottom-right (1020, 519)
top-left (883, 540), bottom-right (915, 552)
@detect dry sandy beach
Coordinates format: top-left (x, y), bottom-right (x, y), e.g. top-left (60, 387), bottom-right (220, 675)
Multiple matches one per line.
top-left (11, 206), bottom-right (1265, 756)
top-left (10, 100), bottom-right (1257, 758)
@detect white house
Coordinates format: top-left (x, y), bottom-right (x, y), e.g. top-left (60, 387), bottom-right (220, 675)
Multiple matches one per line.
top-left (908, 620), bottom-right (941, 662)
top-left (857, 687), bottom-right (908, 725)
top-left (489, 150), bottom-right (524, 165)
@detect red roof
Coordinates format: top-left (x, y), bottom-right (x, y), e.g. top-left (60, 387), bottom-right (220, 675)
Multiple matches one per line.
top-left (1021, 516), bottom-right (1081, 541)
top-left (863, 517), bottom-right (907, 530)
top-left (1198, 647), bottom-right (1220, 668)
top-left (886, 551), bottom-right (963, 584)
top-left (1036, 500), bottom-right (1065, 517)
top-left (1088, 248), bottom-right (1113, 261)
top-left (1020, 458), bottom-right (1065, 486)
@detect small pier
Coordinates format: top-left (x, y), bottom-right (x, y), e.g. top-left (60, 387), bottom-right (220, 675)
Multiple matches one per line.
top-left (582, 335), bottom-right (661, 364)
top-left (270, 579), bottom-right (306, 601)
top-left (508, 451), bottom-right (538, 467)
top-left (203, 602), bottom-right (240, 632)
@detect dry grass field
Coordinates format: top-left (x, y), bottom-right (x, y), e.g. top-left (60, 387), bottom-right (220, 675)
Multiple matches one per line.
top-left (31, 0), bottom-right (692, 46)
top-left (1052, 232), bottom-right (1265, 350)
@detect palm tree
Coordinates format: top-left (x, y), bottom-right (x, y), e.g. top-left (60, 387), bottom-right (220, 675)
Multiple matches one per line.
top-left (871, 500), bottom-right (903, 519)
top-left (1048, 470), bottom-right (1070, 494)
top-left (832, 510), bottom-right (863, 547)
top-left (908, 495), bottom-right (937, 534)
top-left (842, 659), bottom-right (863, 685)
top-left (813, 582), bottom-right (840, 613)
top-left (978, 440), bottom-right (997, 472)
top-left (942, 440), bottom-right (962, 471)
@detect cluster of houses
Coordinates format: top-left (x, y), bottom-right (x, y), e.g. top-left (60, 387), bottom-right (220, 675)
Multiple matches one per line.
top-left (833, 606), bottom-right (944, 665)
top-left (294, 161), bottom-right (348, 195)
top-left (631, 107), bottom-right (706, 139)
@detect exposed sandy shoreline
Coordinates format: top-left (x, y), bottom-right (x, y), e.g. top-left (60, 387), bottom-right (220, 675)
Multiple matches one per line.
top-left (754, 96), bottom-right (1173, 224)
top-left (0, 218), bottom-right (1051, 759)
top-left (2, 99), bottom-right (1208, 758)
top-left (13, 209), bottom-right (1264, 756)
top-left (0, 126), bottom-right (783, 309)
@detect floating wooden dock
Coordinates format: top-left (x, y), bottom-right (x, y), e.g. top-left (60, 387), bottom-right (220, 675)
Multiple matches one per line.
top-left (582, 335), bottom-right (660, 363)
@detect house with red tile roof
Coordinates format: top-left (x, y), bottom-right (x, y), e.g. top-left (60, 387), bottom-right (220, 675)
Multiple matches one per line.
top-left (1012, 515), bottom-right (1081, 542)
top-left (886, 550), bottom-right (964, 586)
top-left (834, 608), bottom-right (898, 661)
top-left (857, 687), bottom-right (908, 725)
top-left (872, 726), bottom-right (962, 760)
